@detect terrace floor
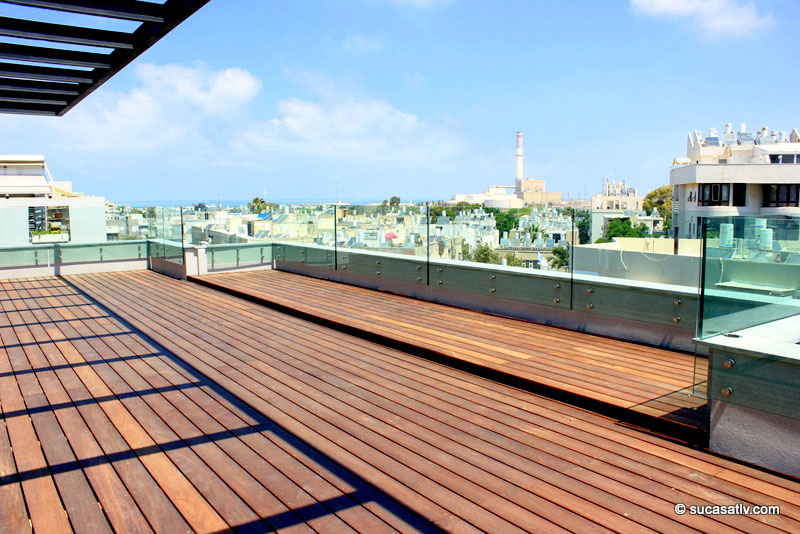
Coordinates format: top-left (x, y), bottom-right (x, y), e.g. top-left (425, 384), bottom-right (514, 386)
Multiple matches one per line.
top-left (2, 271), bottom-right (799, 533)
top-left (193, 269), bottom-right (708, 438)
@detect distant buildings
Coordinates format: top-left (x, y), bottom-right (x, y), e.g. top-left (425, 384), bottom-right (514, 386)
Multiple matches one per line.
top-left (0, 155), bottom-right (106, 247)
top-left (671, 123), bottom-right (800, 239)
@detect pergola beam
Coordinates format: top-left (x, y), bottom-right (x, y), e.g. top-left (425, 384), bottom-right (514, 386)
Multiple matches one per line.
top-left (0, 1), bottom-right (165, 23)
top-left (0, 16), bottom-right (135, 49)
top-left (0, 42), bottom-right (112, 68)
top-left (0, 61), bottom-right (96, 83)
top-left (0, 77), bottom-right (81, 95)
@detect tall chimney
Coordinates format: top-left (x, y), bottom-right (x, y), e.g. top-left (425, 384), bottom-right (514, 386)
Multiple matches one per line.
top-left (515, 131), bottom-right (523, 181)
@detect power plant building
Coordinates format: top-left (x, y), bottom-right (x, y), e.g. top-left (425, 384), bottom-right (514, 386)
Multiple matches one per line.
top-left (450, 132), bottom-right (563, 207)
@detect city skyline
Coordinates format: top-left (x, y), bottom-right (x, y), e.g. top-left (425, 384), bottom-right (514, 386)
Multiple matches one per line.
top-left (1, 0), bottom-right (799, 203)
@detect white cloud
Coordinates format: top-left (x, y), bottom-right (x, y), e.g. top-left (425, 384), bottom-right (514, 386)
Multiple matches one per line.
top-left (233, 73), bottom-right (461, 162)
top-left (236, 95), bottom-right (459, 162)
top-left (135, 63), bottom-right (262, 115)
top-left (631, 0), bottom-right (773, 37)
top-left (0, 62), bottom-right (262, 154)
top-left (340, 33), bottom-right (383, 55)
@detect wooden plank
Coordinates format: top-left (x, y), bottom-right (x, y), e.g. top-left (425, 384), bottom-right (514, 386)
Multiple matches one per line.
top-left (70, 271), bottom-right (795, 534)
top-left (0, 353), bottom-right (31, 534)
top-left (12, 278), bottom-right (408, 534)
top-left (9, 285), bottom-right (157, 534)
top-left (4, 282), bottom-right (229, 534)
top-left (123, 274), bottom-right (800, 532)
top-left (103, 273), bottom-right (783, 534)
top-left (0, 286), bottom-right (72, 534)
top-left (38, 271), bottom-right (800, 534)
top-left (70, 272), bottom-right (547, 534)
top-left (196, 270), bottom-right (702, 416)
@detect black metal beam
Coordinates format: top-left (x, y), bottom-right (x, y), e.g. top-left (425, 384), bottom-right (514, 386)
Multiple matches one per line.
top-left (0, 90), bottom-right (67, 105)
top-left (0, 42), bottom-right (111, 68)
top-left (0, 1), bottom-right (165, 23)
top-left (0, 16), bottom-right (135, 48)
top-left (0, 77), bottom-right (80, 94)
top-left (0, 61), bottom-right (95, 83)
top-left (0, 100), bottom-right (58, 114)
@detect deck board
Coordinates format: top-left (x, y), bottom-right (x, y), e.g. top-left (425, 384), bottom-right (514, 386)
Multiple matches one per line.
top-left (193, 269), bottom-right (707, 429)
top-left (3, 275), bottom-right (427, 533)
top-left (2, 271), bottom-right (799, 532)
top-left (58, 271), bottom-right (800, 533)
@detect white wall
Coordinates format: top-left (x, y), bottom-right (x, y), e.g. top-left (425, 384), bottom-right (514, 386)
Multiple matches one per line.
top-left (0, 207), bottom-right (30, 247)
top-left (69, 205), bottom-right (107, 243)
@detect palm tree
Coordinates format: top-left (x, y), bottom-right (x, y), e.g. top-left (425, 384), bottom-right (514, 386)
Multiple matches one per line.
top-left (249, 197), bottom-right (266, 214)
top-left (549, 246), bottom-right (569, 271)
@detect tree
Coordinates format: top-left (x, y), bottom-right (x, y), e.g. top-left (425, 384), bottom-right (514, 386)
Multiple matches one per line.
top-left (549, 246), bottom-right (569, 271)
top-left (595, 218), bottom-right (649, 243)
top-left (467, 244), bottom-right (501, 264)
top-left (389, 196), bottom-right (401, 207)
top-left (503, 253), bottom-right (523, 267)
top-left (249, 197), bottom-right (267, 214)
top-left (483, 208), bottom-right (518, 235)
top-left (644, 185), bottom-right (673, 231)
top-left (145, 207), bottom-right (157, 219)
top-left (576, 216), bottom-right (590, 244)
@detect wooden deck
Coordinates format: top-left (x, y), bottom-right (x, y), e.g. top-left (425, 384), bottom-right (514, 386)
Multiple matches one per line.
top-left (193, 269), bottom-right (708, 435)
top-left (2, 271), bottom-right (799, 533)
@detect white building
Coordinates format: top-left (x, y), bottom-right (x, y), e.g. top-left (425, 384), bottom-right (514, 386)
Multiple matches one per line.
top-left (588, 179), bottom-right (660, 242)
top-left (671, 123), bottom-right (800, 239)
top-left (450, 185), bottom-right (525, 209)
top-left (0, 155), bottom-right (106, 247)
top-left (591, 179), bottom-right (643, 211)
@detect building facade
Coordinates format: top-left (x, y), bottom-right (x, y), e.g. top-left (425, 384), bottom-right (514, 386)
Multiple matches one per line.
top-left (671, 124), bottom-right (800, 239)
top-left (0, 155), bottom-right (106, 247)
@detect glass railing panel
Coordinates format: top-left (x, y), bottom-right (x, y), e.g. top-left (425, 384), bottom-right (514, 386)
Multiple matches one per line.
top-left (428, 205), bottom-right (572, 307)
top-left (58, 241), bottom-right (148, 263)
top-left (571, 209), bottom-right (697, 328)
top-left (699, 216), bottom-right (800, 338)
top-left (129, 205), bottom-right (184, 265)
top-left (0, 245), bottom-right (54, 268)
top-left (206, 243), bottom-right (273, 271)
top-left (100, 241), bottom-right (148, 261)
top-left (336, 203), bottom-right (428, 283)
top-left (698, 215), bottom-right (800, 421)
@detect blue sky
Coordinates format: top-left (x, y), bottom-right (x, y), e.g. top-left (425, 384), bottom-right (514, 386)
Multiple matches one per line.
top-left (2, 0), bottom-right (799, 204)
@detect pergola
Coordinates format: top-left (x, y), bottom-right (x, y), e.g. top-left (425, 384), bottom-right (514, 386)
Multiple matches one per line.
top-left (0, 0), bottom-right (210, 116)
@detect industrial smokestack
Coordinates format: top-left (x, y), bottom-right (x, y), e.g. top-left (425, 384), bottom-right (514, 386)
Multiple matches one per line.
top-left (515, 131), bottom-right (523, 181)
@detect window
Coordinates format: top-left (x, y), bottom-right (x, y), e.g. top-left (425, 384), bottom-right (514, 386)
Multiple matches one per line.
top-left (768, 153), bottom-right (799, 163)
top-left (762, 184), bottom-right (800, 207)
top-left (28, 206), bottom-right (70, 242)
top-left (698, 183), bottom-right (730, 206)
top-left (732, 183), bottom-right (747, 207)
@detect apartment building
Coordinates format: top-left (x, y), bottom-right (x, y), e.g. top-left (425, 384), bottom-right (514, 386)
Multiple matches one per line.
top-left (671, 123), bottom-right (800, 238)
